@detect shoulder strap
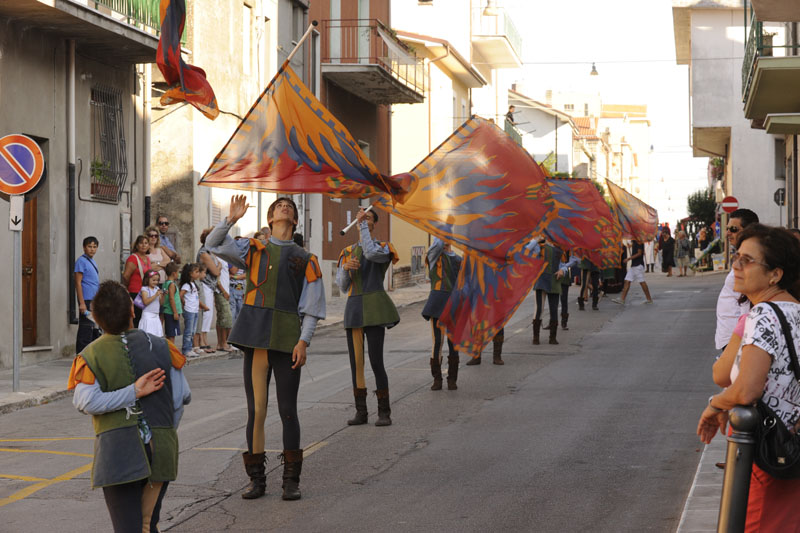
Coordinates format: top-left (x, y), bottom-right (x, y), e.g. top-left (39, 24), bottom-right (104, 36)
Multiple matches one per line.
top-left (764, 302), bottom-right (800, 380)
top-left (83, 255), bottom-right (99, 275)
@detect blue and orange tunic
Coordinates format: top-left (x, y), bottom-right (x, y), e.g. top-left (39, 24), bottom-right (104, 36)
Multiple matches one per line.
top-left (337, 221), bottom-right (400, 329)
top-left (421, 237), bottom-right (462, 320)
top-left (206, 220), bottom-right (326, 354)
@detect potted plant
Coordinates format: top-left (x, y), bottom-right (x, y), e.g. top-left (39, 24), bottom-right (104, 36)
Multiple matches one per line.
top-left (709, 157), bottom-right (724, 180)
top-left (90, 158), bottom-right (118, 199)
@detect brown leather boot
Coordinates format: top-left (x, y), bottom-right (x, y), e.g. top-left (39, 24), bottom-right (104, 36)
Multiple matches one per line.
top-left (446, 355), bottom-right (459, 390)
top-left (430, 358), bottom-right (443, 390)
top-left (492, 334), bottom-right (504, 365)
top-left (466, 354), bottom-right (481, 365)
top-left (280, 449), bottom-right (303, 501)
top-left (347, 388), bottom-right (368, 425)
top-left (241, 452), bottom-right (266, 499)
top-left (577, 296), bottom-right (585, 311)
top-left (532, 319), bottom-right (541, 345)
top-left (374, 389), bottom-right (392, 426)
top-left (561, 312), bottom-right (569, 330)
top-left (548, 320), bottom-right (559, 344)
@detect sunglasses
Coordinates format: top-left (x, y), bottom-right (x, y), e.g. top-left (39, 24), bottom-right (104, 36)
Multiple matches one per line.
top-left (726, 226), bottom-right (740, 234)
top-left (147, 233), bottom-right (158, 237)
top-left (158, 221), bottom-right (169, 226)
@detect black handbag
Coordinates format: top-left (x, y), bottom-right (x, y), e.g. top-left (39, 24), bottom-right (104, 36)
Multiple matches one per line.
top-left (753, 302), bottom-right (800, 479)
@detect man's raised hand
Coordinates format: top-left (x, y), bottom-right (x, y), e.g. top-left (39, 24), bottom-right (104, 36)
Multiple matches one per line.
top-left (229, 194), bottom-right (250, 224)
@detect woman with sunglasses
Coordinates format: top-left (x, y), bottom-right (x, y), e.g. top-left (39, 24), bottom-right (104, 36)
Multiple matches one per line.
top-left (698, 224), bottom-right (800, 531)
top-left (145, 225), bottom-right (169, 284)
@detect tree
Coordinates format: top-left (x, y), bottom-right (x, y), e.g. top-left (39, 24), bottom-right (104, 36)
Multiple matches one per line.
top-left (687, 187), bottom-right (716, 227)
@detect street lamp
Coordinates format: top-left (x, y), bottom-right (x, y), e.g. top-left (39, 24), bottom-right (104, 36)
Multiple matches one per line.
top-left (483, 0), bottom-right (500, 16)
top-left (590, 62), bottom-right (599, 76)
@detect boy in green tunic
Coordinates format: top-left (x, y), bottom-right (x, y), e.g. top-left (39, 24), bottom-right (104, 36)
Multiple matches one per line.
top-left (337, 207), bottom-right (400, 426)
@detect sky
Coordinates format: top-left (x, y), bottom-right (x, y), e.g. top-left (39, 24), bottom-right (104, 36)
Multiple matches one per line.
top-left (502, 0), bottom-right (709, 223)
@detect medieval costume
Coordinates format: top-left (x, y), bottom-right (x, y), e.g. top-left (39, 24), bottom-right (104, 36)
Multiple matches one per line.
top-left (336, 215), bottom-right (399, 427)
top-left (421, 237), bottom-right (463, 389)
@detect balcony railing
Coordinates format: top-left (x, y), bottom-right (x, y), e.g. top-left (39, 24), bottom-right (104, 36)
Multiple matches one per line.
top-left (741, 7), bottom-right (799, 101)
top-left (471, 6), bottom-right (522, 66)
top-left (92, 0), bottom-right (186, 43)
top-left (504, 120), bottom-right (522, 146)
top-left (320, 19), bottom-right (425, 99)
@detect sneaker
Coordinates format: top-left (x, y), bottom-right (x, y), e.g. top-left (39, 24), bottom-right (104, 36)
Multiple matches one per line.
top-left (185, 350), bottom-right (200, 358)
top-left (645, 299), bottom-right (654, 304)
top-left (611, 298), bottom-right (625, 305)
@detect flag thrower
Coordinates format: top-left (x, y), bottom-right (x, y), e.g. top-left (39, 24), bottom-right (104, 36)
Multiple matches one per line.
top-left (340, 205), bottom-right (374, 236)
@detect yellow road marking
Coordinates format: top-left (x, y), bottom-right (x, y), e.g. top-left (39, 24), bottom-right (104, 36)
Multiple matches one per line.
top-left (0, 448), bottom-right (93, 458)
top-left (0, 437), bottom-right (93, 443)
top-left (0, 462), bottom-right (92, 508)
top-left (304, 441), bottom-right (327, 457)
top-left (193, 441), bottom-right (328, 457)
top-left (0, 474), bottom-right (48, 482)
top-left (194, 447), bottom-right (248, 451)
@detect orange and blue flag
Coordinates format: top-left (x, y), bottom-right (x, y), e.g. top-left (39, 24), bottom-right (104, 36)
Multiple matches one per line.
top-left (156, 0), bottom-right (219, 120)
top-left (379, 117), bottom-right (557, 267)
top-left (199, 64), bottom-right (408, 199)
top-left (544, 178), bottom-right (622, 269)
top-left (605, 179), bottom-right (659, 243)
top-left (440, 245), bottom-right (546, 355)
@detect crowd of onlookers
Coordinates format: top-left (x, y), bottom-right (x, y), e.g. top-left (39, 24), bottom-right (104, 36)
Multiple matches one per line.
top-left (73, 214), bottom-right (288, 358)
top-left (640, 223), bottom-right (721, 278)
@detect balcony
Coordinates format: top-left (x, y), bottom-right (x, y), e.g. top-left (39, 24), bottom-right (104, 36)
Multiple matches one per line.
top-left (471, 5), bottom-right (522, 68)
top-left (320, 19), bottom-right (425, 105)
top-left (0, 0), bottom-right (162, 63)
top-left (748, 0), bottom-right (800, 22)
top-left (742, 9), bottom-right (800, 124)
top-left (504, 120), bottom-right (522, 146)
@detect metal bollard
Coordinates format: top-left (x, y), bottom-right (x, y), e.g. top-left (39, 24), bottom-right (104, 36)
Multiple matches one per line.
top-left (717, 405), bottom-right (759, 533)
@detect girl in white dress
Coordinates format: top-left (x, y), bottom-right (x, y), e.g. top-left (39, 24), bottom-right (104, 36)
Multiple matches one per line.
top-left (139, 269), bottom-right (164, 337)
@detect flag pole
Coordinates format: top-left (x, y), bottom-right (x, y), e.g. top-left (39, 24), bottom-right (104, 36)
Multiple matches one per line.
top-left (285, 20), bottom-right (319, 66)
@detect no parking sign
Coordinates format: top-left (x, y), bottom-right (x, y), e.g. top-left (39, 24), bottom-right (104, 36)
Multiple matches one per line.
top-left (1, 133), bottom-right (45, 393)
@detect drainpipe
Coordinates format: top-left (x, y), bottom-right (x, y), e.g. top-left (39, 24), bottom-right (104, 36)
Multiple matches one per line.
top-left (68, 40), bottom-right (77, 325)
top-left (143, 65), bottom-right (152, 227)
top-left (794, 135), bottom-right (798, 227)
top-left (428, 45), bottom-right (450, 152)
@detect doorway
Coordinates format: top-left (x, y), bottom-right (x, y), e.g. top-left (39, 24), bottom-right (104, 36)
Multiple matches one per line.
top-left (22, 197), bottom-right (37, 346)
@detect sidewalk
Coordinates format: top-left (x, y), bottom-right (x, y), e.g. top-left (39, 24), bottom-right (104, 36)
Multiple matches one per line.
top-left (677, 435), bottom-right (726, 532)
top-left (0, 283), bottom-right (431, 415)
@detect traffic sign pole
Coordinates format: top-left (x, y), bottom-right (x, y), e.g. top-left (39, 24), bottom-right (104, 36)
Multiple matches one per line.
top-left (10, 197), bottom-right (23, 392)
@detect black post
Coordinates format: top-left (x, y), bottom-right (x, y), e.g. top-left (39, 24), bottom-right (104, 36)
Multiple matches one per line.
top-left (144, 195), bottom-right (151, 229)
top-left (717, 405), bottom-right (758, 533)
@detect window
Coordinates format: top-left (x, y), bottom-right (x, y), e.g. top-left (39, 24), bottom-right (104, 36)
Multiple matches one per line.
top-left (90, 86), bottom-right (127, 203)
top-left (564, 103), bottom-right (574, 111)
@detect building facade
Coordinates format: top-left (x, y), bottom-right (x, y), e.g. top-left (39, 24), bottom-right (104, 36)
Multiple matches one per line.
top-left (0, 1), bottom-right (158, 368)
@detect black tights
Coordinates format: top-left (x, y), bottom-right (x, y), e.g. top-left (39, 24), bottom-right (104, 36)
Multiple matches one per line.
top-left (559, 286), bottom-right (569, 315)
top-left (580, 269), bottom-right (600, 303)
top-left (534, 289), bottom-right (559, 323)
top-left (242, 348), bottom-right (301, 453)
top-left (347, 326), bottom-right (389, 390)
top-left (430, 318), bottom-right (457, 363)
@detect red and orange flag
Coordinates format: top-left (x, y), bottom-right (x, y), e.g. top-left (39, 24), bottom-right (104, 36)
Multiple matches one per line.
top-left (156, 0), bottom-right (219, 120)
top-left (605, 179), bottom-right (659, 242)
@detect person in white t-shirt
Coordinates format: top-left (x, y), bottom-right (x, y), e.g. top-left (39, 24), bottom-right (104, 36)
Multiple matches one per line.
top-left (714, 209), bottom-right (759, 352)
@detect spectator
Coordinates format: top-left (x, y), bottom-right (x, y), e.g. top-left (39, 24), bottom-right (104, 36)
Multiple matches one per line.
top-left (293, 232), bottom-right (304, 248)
top-left (698, 224), bottom-right (800, 530)
top-left (138, 270), bottom-right (164, 337)
top-left (197, 229), bottom-right (221, 353)
top-left (657, 228), bottom-right (675, 276)
top-left (253, 230), bottom-right (268, 245)
top-left (74, 236), bottom-right (100, 353)
top-left (505, 105), bottom-right (516, 125)
top-left (229, 263), bottom-right (246, 322)
top-left (215, 256), bottom-right (233, 352)
top-left (156, 215), bottom-right (181, 264)
top-left (162, 262), bottom-right (182, 344)
top-left (145, 225), bottom-right (169, 283)
top-left (715, 208), bottom-right (759, 352)
top-left (179, 263), bottom-right (202, 357)
top-left (121, 235), bottom-right (151, 328)
top-left (675, 230), bottom-right (691, 277)
top-left (194, 264), bottom-right (213, 353)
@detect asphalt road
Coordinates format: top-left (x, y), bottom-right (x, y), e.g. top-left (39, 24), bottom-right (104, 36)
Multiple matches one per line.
top-left (0, 272), bottom-right (722, 532)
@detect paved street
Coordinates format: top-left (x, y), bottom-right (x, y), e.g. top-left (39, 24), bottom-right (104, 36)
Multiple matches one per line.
top-left (0, 272), bottom-right (725, 532)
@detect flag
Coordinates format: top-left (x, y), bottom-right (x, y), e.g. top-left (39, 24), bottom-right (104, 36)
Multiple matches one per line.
top-left (440, 247), bottom-right (546, 355)
top-left (378, 116), bottom-right (557, 267)
top-left (199, 64), bottom-right (407, 200)
top-left (543, 178), bottom-right (622, 269)
top-left (605, 179), bottom-right (659, 243)
top-left (379, 117), bottom-right (557, 353)
top-left (157, 0), bottom-right (219, 120)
